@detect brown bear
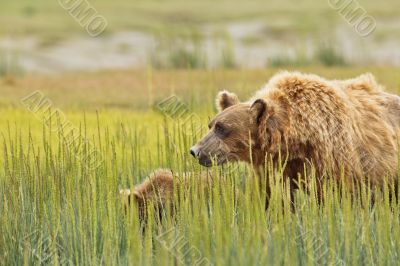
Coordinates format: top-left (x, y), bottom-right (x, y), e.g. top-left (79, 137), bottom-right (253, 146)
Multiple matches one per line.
top-left (119, 169), bottom-right (246, 220)
top-left (190, 71), bottom-right (400, 199)
top-left (120, 169), bottom-right (177, 219)
top-left (120, 169), bottom-right (215, 220)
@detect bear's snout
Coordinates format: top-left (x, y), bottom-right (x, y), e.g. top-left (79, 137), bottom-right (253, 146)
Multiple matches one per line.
top-left (190, 145), bottom-right (214, 167)
top-left (190, 146), bottom-right (200, 158)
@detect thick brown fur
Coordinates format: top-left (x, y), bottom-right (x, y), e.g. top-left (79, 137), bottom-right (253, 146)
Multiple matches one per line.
top-left (191, 72), bottom-right (400, 200)
top-left (120, 169), bottom-right (214, 219)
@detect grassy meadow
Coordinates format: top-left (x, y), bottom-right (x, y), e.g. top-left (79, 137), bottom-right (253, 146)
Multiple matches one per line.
top-left (0, 67), bottom-right (399, 265)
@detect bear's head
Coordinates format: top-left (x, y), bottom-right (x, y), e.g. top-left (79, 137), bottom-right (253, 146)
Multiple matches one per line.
top-left (119, 170), bottom-right (176, 220)
top-left (119, 188), bottom-right (146, 217)
top-left (190, 90), bottom-right (288, 167)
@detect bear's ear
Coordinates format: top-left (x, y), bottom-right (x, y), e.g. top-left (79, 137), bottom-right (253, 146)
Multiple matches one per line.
top-left (250, 99), bottom-right (272, 124)
top-left (251, 99), bottom-right (284, 153)
top-left (216, 90), bottom-right (239, 112)
top-left (120, 189), bottom-right (132, 212)
top-left (133, 190), bottom-right (144, 202)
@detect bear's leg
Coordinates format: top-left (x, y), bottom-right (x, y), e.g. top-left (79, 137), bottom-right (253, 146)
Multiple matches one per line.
top-left (257, 160), bottom-right (304, 210)
top-left (283, 159), bottom-right (307, 211)
top-left (255, 167), bottom-right (271, 210)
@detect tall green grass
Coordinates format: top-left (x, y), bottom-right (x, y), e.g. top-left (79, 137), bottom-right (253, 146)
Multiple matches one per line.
top-left (0, 108), bottom-right (399, 265)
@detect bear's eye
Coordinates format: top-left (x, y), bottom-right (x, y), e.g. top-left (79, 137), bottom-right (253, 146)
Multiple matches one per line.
top-left (214, 123), bottom-right (225, 134)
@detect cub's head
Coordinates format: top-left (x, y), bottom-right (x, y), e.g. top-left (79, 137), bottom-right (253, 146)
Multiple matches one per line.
top-left (190, 90), bottom-right (285, 167)
top-left (119, 170), bottom-right (175, 219)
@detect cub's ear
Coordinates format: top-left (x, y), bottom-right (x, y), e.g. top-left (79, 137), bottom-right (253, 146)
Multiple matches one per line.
top-left (120, 189), bottom-right (132, 212)
top-left (119, 188), bottom-right (144, 208)
top-left (250, 99), bottom-right (272, 124)
top-left (216, 90), bottom-right (239, 112)
top-left (133, 190), bottom-right (145, 202)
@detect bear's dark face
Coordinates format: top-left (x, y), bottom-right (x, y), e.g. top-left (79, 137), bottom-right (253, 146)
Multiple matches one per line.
top-left (190, 91), bottom-right (270, 167)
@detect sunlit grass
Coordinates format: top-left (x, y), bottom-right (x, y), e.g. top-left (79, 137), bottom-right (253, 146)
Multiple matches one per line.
top-left (0, 104), bottom-right (399, 265)
top-left (1, 67), bottom-right (399, 111)
top-left (0, 68), bottom-right (399, 264)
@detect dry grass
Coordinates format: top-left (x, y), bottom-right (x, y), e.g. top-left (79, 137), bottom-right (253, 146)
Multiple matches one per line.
top-left (1, 67), bottom-right (399, 110)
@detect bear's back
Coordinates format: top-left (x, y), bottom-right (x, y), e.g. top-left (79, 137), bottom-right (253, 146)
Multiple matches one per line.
top-left (255, 72), bottom-right (399, 184)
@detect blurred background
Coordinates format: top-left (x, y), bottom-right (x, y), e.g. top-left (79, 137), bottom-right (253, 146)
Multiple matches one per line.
top-left (1, 0), bottom-right (400, 73)
top-left (0, 0), bottom-right (399, 109)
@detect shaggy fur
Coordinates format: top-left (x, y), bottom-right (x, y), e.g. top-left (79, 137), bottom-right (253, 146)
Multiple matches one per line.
top-left (191, 72), bottom-right (400, 196)
top-left (120, 169), bottom-right (213, 218)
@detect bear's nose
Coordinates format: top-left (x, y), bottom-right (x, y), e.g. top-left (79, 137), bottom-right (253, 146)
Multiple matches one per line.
top-left (190, 146), bottom-right (199, 158)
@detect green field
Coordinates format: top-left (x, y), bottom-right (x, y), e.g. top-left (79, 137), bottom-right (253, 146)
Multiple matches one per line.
top-left (1, 0), bottom-right (400, 264)
top-left (0, 68), bottom-right (399, 265)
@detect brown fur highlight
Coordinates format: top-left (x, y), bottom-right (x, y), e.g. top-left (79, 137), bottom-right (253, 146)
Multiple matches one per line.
top-left (120, 170), bottom-right (214, 219)
top-left (216, 90), bottom-right (240, 112)
top-left (192, 71), bottom-right (400, 195)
